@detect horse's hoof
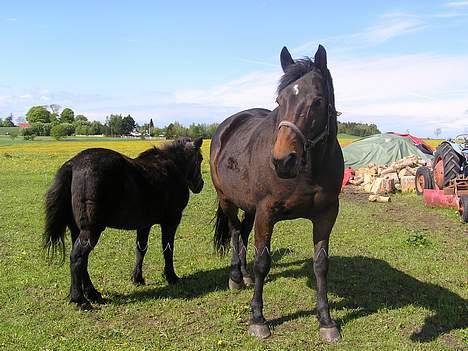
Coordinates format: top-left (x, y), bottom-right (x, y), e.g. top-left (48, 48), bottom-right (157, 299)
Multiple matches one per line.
top-left (166, 274), bottom-right (180, 285)
top-left (228, 277), bottom-right (245, 291)
top-left (78, 301), bottom-right (93, 311)
top-left (319, 326), bottom-right (341, 343)
top-left (242, 275), bottom-right (254, 287)
top-left (248, 323), bottom-right (271, 339)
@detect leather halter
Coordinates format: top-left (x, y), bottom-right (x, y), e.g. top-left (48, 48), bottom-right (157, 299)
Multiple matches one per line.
top-left (277, 71), bottom-right (334, 151)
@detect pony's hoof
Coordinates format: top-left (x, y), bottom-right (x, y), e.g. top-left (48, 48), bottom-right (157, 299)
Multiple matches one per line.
top-left (319, 326), bottom-right (341, 343)
top-left (228, 277), bottom-right (245, 290)
top-left (242, 275), bottom-right (254, 287)
top-left (132, 276), bottom-right (146, 286)
top-left (85, 290), bottom-right (104, 304)
top-left (248, 323), bottom-right (271, 339)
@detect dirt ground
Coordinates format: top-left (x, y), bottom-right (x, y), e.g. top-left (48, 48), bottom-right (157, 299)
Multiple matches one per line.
top-left (341, 185), bottom-right (468, 235)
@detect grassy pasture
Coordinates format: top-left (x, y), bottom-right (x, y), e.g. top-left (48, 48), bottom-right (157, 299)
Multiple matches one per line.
top-left (0, 139), bottom-right (466, 350)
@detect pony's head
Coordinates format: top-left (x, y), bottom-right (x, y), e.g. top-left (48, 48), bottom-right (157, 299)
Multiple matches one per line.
top-left (272, 45), bottom-right (335, 179)
top-left (178, 137), bottom-right (204, 193)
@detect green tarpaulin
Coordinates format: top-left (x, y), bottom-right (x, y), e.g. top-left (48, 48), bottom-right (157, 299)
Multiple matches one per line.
top-left (343, 133), bottom-right (433, 169)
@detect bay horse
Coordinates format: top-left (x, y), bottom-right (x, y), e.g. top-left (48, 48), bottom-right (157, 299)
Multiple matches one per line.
top-left (43, 137), bottom-right (204, 310)
top-left (210, 45), bottom-right (343, 342)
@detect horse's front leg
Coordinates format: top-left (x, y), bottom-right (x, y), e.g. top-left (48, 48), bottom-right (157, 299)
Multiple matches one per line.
top-left (312, 202), bottom-right (341, 342)
top-left (132, 227), bottom-right (151, 285)
top-left (161, 221), bottom-right (180, 284)
top-left (248, 204), bottom-right (274, 339)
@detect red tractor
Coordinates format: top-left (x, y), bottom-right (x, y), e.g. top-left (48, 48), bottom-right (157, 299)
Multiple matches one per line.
top-left (415, 134), bottom-right (468, 223)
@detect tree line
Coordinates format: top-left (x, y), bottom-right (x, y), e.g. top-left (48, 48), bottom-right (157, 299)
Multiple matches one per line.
top-left (5, 105), bottom-right (382, 140)
top-left (337, 121), bottom-right (380, 137)
top-left (12, 105), bottom-right (221, 140)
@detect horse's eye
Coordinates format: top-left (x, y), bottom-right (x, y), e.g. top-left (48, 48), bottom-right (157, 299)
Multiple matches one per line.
top-left (312, 98), bottom-right (322, 109)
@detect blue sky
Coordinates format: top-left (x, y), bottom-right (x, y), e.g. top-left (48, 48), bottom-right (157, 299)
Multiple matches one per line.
top-left (1, 0), bottom-right (467, 136)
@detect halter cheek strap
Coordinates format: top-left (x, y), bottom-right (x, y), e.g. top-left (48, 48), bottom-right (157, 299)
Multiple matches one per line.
top-left (277, 108), bottom-right (331, 151)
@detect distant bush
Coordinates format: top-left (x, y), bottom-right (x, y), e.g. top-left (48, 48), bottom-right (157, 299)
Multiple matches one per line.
top-left (9, 131), bottom-right (18, 139)
top-left (24, 122), bottom-right (52, 136)
top-left (50, 124), bottom-right (69, 140)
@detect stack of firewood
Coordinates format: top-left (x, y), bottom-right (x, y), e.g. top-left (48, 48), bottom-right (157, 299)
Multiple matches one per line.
top-left (348, 155), bottom-right (430, 197)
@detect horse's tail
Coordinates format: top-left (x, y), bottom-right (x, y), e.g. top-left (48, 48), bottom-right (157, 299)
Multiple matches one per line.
top-left (213, 203), bottom-right (230, 255)
top-left (43, 162), bottom-right (73, 262)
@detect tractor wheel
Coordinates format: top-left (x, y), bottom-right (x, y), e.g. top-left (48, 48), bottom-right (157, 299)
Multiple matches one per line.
top-left (433, 143), bottom-right (462, 189)
top-left (415, 166), bottom-right (433, 195)
top-left (459, 196), bottom-right (468, 223)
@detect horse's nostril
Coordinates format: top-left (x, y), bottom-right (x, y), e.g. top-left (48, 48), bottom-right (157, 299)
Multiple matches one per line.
top-left (284, 153), bottom-right (297, 169)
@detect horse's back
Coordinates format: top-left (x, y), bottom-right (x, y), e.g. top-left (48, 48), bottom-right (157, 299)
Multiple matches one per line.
top-left (211, 108), bottom-right (271, 155)
top-left (68, 148), bottom-right (150, 229)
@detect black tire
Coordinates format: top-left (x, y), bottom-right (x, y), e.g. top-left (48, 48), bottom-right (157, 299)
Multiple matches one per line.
top-left (415, 166), bottom-right (433, 195)
top-left (433, 143), bottom-right (462, 188)
top-left (460, 196), bottom-right (468, 223)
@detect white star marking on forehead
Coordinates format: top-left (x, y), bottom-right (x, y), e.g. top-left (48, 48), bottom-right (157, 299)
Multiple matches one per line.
top-left (293, 84), bottom-right (299, 95)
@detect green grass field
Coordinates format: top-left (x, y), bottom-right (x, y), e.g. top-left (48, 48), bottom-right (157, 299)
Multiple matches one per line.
top-left (0, 139), bottom-right (466, 350)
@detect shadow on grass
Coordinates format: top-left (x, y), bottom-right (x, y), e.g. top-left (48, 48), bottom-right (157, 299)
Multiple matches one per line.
top-left (108, 252), bottom-right (467, 343)
top-left (108, 249), bottom-right (289, 302)
top-left (268, 255), bottom-right (468, 343)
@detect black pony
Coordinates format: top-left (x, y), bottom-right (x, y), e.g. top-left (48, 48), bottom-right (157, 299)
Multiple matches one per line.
top-left (44, 137), bottom-right (204, 310)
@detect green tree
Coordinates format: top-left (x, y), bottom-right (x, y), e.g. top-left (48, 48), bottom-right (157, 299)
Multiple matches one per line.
top-left (75, 114), bottom-right (88, 122)
top-left (26, 106), bottom-right (50, 123)
top-left (60, 108), bottom-right (75, 123)
top-left (107, 114), bottom-right (124, 136)
top-left (50, 124), bottom-right (68, 140)
top-left (3, 113), bottom-right (15, 127)
top-left (122, 114), bottom-right (136, 135)
top-left (89, 121), bottom-right (104, 135)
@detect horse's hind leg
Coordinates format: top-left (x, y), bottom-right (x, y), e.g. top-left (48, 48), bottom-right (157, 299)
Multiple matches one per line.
top-left (161, 221), bottom-right (180, 284)
top-left (69, 229), bottom-right (101, 310)
top-left (132, 226), bottom-right (151, 286)
top-left (239, 212), bottom-right (255, 287)
top-left (312, 202), bottom-right (341, 343)
top-left (218, 201), bottom-right (246, 290)
top-left (69, 223), bottom-right (103, 303)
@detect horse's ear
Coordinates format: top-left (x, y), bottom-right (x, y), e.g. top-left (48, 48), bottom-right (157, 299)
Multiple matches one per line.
top-left (194, 137), bottom-right (203, 149)
top-left (280, 46), bottom-right (294, 72)
top-left (314, 44), bottom-right (327, 70)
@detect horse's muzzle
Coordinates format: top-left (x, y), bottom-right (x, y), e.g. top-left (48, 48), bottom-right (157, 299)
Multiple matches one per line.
top-left (272, 153), bottom-right (298, 179)
top-left (190, 178), bottom-right (204, 193)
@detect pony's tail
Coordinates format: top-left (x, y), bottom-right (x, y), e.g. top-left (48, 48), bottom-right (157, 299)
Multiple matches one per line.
top-left (43, 162), bottom-right (72, 263)
top-left (213, 203), bottom-right (230, 255)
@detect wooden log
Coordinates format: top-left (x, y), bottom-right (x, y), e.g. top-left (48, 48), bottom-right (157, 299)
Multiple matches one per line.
top-left (368, 195), bottom-right (391, 202)
top-left (400, 175), bottom-right (416, 192)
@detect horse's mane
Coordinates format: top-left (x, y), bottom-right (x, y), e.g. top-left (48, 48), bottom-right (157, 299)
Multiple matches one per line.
top-left (136, 138), bottom-right (189, 165)
top-left (277, 58), bottom-right (319, 94)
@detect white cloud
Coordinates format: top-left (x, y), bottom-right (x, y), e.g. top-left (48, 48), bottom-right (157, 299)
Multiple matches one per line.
top-left (362, 14), bottom-right (424, 44)
top-left (174, 53), bottom-right (468, 137)
top-left (446, 1), bottom-right (468, 7)
top-left (293, 13), bottom-right (424, 55)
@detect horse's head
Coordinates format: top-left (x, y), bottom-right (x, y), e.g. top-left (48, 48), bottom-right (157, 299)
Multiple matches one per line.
top-left (179, 137), bottom-right (204, 193)
top-left (272, 45), bottom-right (334, 179)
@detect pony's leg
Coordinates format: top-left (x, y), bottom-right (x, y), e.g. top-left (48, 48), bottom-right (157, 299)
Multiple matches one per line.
top-left (312, 202), bottom-right (341, 343)
top-left (69, 222), bottom-right (103, 303)
top-left (248, 203), bottom-right (274, 339)
top-left (239, 212), bottom-right (255, 287)
top-left (132, 226), bottom-right (151, 286)
top-left (161, 222), bottom-right (180, 284)
top-left (69, 229), bottom-right (100, 310)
